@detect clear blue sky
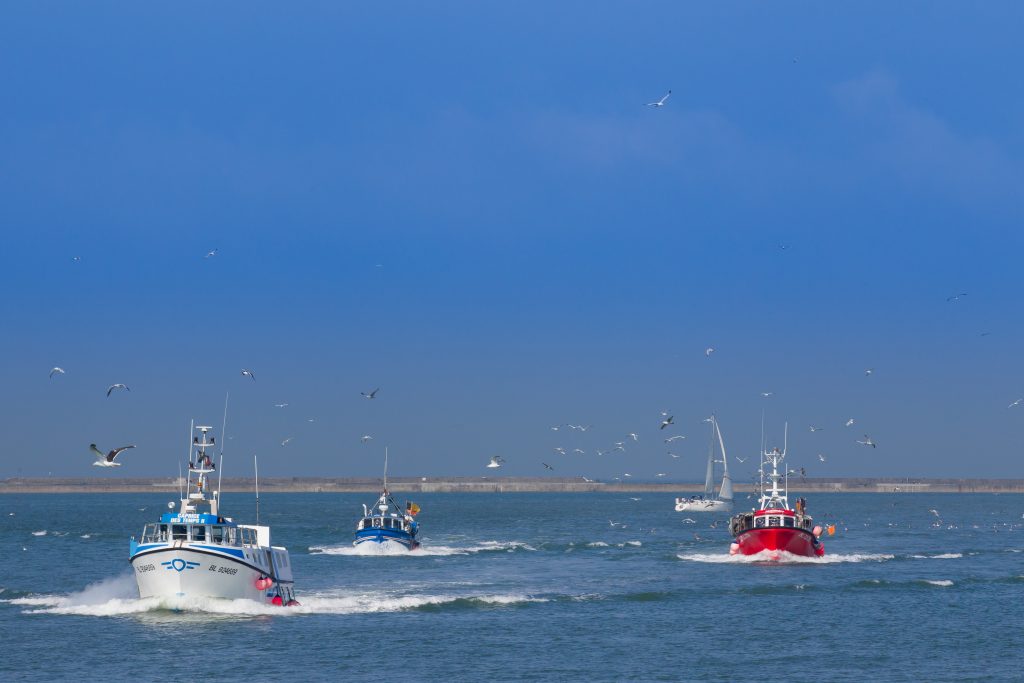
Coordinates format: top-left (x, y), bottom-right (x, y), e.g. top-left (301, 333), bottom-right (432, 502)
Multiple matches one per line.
top-left (2, 3), bottom-right (1022, 480)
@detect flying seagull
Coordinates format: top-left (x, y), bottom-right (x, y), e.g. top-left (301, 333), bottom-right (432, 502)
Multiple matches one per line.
top-left (106, 383), bottom-right (130, 397)
top-left (361, 388), bottom-right (380, 399)
top-left (542, 462), bottom-right (554, 471)
top-left (273, 403), bottom-right (288, 408)
top-left (668, 452), bottom-right (680, 458)
top-left (205, 249), bottom-right (217, 259)
top-left (809, 426), bottom-right (824, 432)
top-left (360, 435), bottom-right (373, 443)
top-left (646, 90), bottom-right (671, 107)
top-left (90, 443), bottom-right (135, 467)
top-left (736, 457), bottom-right (747, 464)
top-left (865, 368), bottom-right (874, 376)
top-left (1008, 399), bottom-right (1023, 409)
top-left (705, 347), bottom-right (715, 357)
top-left (660, 415), bottom-right (674, 430)
top-left (844, 418), bottom-right (855, 427)
top-left (241, 369), bottom-right (255, 381)
top-left (281, 437), bottom-right (294, 446)
top-left (487, 456), bottom-right (504, 469)
top-left (628, 433), bottom-right (638, 441)
top-left (856, 435), bottom-right (877, 448)
top-left (946, 292), bottom-right (967, 302)
top-left (818, 454), bottom-right (827, 462)
top-left (760, 392), bottom-right (774, 398)
top-left (554, 447), bottom-right (566, 455)
top-left (665, 435), bottom-right (686, 443)
top-left (49, 367), bottom-right (65, 379)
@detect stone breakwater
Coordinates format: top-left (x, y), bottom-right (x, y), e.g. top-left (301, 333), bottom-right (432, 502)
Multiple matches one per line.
top-left (2, 477), bottom-right (1023, 494)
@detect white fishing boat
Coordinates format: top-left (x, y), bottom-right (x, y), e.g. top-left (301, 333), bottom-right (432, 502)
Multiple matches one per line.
top-left (675, 415), bottom-right (733, 512)
top-left (128, 421), bottom-right (298, 605)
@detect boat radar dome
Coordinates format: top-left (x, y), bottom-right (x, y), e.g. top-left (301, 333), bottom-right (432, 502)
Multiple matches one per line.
top-left (167, 501), bottom-right (175, 509)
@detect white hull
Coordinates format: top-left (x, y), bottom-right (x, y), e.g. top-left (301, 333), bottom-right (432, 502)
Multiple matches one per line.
top-left (131, 547), bottom-right (277, 601)
top-left (675, 498), bottom-right (732, 512)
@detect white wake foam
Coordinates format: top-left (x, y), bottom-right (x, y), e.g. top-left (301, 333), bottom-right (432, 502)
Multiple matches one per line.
top-left (7, 582), bottom-right (546, 617)
top-left (31, 530), bottom-right (47, 537)
top-left (677, 551), bottom-right (895, 564)
top-left (910, 553), bottom-right (963, 560)
top-left (309, 541), bottom-right (535, 557)
top-left (922, 579), bottom-right (954, 587)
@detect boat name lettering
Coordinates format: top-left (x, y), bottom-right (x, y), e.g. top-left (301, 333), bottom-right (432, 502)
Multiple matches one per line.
top-left (169, 514), bottom-right (203, 523)
top-left (134, 563), bottom-right (156, 573)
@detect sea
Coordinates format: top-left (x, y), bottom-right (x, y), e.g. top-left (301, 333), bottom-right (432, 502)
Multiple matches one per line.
top-left (1, 492), bottom-right (1021, 682)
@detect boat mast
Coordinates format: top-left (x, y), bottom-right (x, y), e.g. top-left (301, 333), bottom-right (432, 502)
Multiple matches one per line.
top-left (217, 393), bottom-right (228, 514)
top-left (254, 454), bottom-right (260, 525)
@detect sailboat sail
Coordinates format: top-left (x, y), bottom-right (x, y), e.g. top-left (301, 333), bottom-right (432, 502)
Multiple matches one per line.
top-left (716, 417), bottom-right (733, 501)
top-left (704, 428), bottom-right (715, 498)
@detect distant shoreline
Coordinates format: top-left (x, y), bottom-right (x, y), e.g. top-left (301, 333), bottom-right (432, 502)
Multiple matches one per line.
top-left (2, 476), bottom-right (1023, 494)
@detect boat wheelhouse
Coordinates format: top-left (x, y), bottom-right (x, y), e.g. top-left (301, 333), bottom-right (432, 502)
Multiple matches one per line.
top-left (129, 423), bottom-right (298, 604)
top-left (728, 424), bottom-right (824, 558)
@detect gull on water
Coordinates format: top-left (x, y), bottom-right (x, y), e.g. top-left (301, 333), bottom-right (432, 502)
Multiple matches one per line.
top-left (646, 90), bottom-right (671, 107)
top-left (49, 367), bottom-right (65, 379)
top-left (487, 456), bottom-right (505, 469)
top-left (241, 369), bottom-right (256, 381)
top-left (91, 444), bottom-right (136, 467)
top-left (361, 388), bottom-right (380, 399)
top-left (106, 383), bottom-right (130, 397)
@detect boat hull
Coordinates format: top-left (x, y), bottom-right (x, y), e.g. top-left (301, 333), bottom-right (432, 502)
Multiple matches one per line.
top-left (130, 547), bottom-right (280, 601)
top-left (675, 498), bottom-right (732, 512)
top-left (732, 527), bottom-right (824, 558)
top-left (354, 529), bottom-right (418, 550)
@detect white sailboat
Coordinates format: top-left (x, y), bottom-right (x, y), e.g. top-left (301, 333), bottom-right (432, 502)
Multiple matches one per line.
top-left (675, 414), bottom-right (733, 512)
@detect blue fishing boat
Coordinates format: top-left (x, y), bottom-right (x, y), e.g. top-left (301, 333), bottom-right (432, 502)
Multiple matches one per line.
top-left (354, 449), bottom-right (421, 550)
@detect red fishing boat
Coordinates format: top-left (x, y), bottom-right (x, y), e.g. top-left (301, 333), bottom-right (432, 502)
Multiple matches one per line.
top-left (728, 425), bottom-right (824, 558)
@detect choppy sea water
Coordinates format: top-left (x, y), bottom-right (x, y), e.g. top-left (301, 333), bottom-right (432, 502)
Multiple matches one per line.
top-left (1, 492), bottom-right (1022, 682)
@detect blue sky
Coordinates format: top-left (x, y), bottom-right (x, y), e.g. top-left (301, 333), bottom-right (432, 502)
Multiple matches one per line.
top-left (2, 3), bottom-right (1022, 480)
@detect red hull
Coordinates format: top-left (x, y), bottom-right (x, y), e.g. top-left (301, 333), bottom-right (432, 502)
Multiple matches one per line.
top-left (734, 527), bottom-right (823, 558)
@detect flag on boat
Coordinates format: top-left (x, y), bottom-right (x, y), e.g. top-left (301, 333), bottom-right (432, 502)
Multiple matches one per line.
top-left (407, 502), bottom-right (421, 516)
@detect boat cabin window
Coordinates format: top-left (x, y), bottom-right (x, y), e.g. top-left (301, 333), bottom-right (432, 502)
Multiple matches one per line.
top-left (768, 516), bottom-right (780, 527)
top-left (754, 516), bottom-right (766, 528)
top-left (239, 527), bottom-right (256, 546)
top-left (172, 525), bottom-right (188, 540)
top-left (211, 526), bottom-right (225, 543)
top-left (191, 525), bottom-right (206, 542)
top-left (373, 518), bottom-right (382, 528)
top-left (783, 517), bottom-right (795, 528)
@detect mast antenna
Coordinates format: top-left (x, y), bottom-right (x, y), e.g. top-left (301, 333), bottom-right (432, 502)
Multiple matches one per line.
top-left (217, 392), bottom-right (228, 506)
top-left (254, 454), bottom-right (260, 525)
top-left (384, 447), bottom-right (389, 490)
